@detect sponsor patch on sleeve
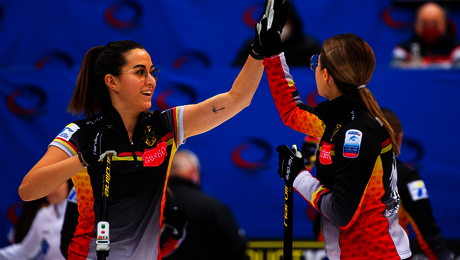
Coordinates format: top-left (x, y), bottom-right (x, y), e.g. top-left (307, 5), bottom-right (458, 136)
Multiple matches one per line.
top-left (343, 129), bottom-right (362, 158)
top-left (57, 123), bottom-right (80, 141)
top-left (407, 180), bottom-right (428, 201)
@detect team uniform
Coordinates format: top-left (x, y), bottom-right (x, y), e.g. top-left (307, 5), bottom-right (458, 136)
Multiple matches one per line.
top-left (397, 160), bottom-right (450, 260)
top-left (50, 103), bottom-right (184, 260)
top-left (263, 53), bottom-right (411, 260)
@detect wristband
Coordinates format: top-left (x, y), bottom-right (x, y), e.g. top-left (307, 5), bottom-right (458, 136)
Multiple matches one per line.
top-left (249, 49), bottom-right (264, 61)
top-left (78, 151), bottom-right (88, 168)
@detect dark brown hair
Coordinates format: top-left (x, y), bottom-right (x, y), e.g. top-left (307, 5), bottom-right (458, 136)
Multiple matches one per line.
top-left (381, 108), bottom-right (403, 141)
top-left (67, 40), bottom-right (145, 117)
top-left (319, 33), bottom-right (400, 156)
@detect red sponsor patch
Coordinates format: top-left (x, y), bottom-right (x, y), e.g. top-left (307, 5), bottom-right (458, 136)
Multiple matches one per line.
top-left (319, 143), bottom-right (333, 165)
top-left (142, 142), bottom-right (168, 167)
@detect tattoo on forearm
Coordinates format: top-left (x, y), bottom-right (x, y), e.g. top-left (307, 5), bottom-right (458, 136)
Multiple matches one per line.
top-left (212, 105), bottom-right (225, 114)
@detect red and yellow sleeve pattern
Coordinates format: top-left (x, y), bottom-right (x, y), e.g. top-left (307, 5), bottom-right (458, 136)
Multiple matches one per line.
top-left (293, 171), bottom-right (331, 211)
top-left (263, 53), bottom-right (325, 138)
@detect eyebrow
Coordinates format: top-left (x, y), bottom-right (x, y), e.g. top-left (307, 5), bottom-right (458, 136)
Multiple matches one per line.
top-left (133, 64), bottom-right (155, 69)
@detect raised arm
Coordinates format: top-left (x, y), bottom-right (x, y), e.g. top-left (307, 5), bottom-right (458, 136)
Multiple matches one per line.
top-left (183, 56), bottom-right (263, 139)
top-left (183, 0), bottom-right (290, 139)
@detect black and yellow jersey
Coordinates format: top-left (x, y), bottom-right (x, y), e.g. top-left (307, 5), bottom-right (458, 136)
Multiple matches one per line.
top-left (263, 53), bottom-right (411, 260)
top-left (50, 103), bottom-right (184, 260)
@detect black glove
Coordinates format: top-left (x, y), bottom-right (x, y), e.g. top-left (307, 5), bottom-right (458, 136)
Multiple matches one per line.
top-left (257, 0), bottom-right (290, 58)
top-left (81, 125), bottom-right (121, 166)
top-left (250, 23), bottom-right (264, 60)
top-left (276, 144), bottom-right (305, 186)
top-left (161, 207), bottom-right (188, 245)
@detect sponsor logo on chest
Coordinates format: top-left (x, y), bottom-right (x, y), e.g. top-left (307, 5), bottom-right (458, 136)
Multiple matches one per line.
top-left (319, 142), bottom-right (333, 165)
top-left (142, 141), bottom-right (168, 167)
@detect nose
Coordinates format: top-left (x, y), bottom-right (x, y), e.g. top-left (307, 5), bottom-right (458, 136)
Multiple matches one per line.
top-left (145, 73), bottom-right (156, 86)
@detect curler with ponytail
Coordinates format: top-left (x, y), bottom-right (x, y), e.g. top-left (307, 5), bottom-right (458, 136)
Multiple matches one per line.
top-left (67, 40), bottom-right (146, 118)
top-left (319, 34), bottom-right (400, 156)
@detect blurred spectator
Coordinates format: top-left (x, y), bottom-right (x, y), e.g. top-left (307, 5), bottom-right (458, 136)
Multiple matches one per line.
top-left (381, 108), bottom-right (450, 260)
top-left (6, 197), bottom-right (48, 245)
top-left (232, 1), bottom-right (321, 66)
top-left (391, 1), bottom-right (460, 68)
top-left (163, 149), bottom-right (247, 260)
top-left (0, 180), bottom-right (72, 260)
top-left (159, 189), bottom-right (188, 257)
top-left (308, 109), bottom-right (450, 259)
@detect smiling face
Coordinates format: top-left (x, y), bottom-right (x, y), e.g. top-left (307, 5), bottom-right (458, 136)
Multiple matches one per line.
top-left (108, 48), bottom-right (157, 116)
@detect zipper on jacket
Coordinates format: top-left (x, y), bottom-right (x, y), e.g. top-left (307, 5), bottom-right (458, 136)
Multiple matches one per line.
top-left (130, 142), bottom-right (139, 167)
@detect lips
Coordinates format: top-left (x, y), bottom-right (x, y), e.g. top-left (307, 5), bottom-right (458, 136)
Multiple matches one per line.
top-left (141, 90), bottom-right (152, 97)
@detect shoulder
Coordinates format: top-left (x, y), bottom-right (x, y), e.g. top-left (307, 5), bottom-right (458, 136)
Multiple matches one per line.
top-left (63, 114), bottom-right (103, 134)
top-left (396, 160), bottom-right (420, 180)
top-left (32, 205), bottom-right (54, 224)
top-left (394, 34), bottom-right (419, 52)
top-left (336, 113), bottom-right (385, 155)
top-left (78, 113), bottom-right (104, 127)
top-left (341, 111), bottom-right (384, 142)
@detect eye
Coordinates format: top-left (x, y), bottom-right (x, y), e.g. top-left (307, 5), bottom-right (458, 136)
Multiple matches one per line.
top-left (136, 68), bottom-right (146, 75)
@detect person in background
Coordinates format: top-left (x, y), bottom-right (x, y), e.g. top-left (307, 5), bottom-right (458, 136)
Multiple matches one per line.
top-left (391, 1), bottom-right (460, 68)
top-left (163, 149), bottom-right (247, 260)
top-left (0, 180), bottom-right (72, 260)
top-left (381, 108), bottom-right (450, 260)
top-left (232, 0), bottom-right (321, 66)
top-left (6, 197), bottom-right (48, 246)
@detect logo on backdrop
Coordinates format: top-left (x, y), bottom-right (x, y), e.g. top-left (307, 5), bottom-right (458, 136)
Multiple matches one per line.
top-left (6, 86), bottom-right (47, 118)
top-left (242, 3), bottom-right (263, 28)
top-left (154, 84), bottom-right (197, 111)
top-left (6, 201), bottom-right (24, 226)
top-left (105, 1), bottom-right (142, 29)
top-left (231, 138), bottom-right (272, 171)
top-left (381, 5), bottom-right (414, 30)
top-left (35, 51), bottom-right (74, 70)
top-left (172, 52), bottom-right (211, 70)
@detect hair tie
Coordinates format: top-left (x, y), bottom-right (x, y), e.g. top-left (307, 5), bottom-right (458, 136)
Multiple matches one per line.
top-left (357, 85), bottom-right (366, 90)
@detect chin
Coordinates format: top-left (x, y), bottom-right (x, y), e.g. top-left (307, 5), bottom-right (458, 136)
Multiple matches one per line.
top-left (141, 102), bottom-right (152, 111)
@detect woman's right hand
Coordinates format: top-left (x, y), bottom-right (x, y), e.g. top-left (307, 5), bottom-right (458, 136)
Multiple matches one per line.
top-left (256, 0), bottom-right (290, 58)
top-left (81, 126), bottom-right (121, 166)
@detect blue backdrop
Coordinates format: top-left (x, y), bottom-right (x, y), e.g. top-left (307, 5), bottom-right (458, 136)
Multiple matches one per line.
top-left (1, 0), bottom-right (459, 247)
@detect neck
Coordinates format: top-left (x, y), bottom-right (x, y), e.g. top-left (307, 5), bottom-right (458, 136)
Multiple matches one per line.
top-left (325, 84), bottom-right (343, 101)
top-left (111, 102), bottom-right (139, 141)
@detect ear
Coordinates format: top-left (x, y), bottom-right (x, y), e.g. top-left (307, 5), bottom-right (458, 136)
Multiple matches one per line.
top-left (105, 74), bottom-right (119, 92)
top-left (323, 68), bottom-right (333, 85)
